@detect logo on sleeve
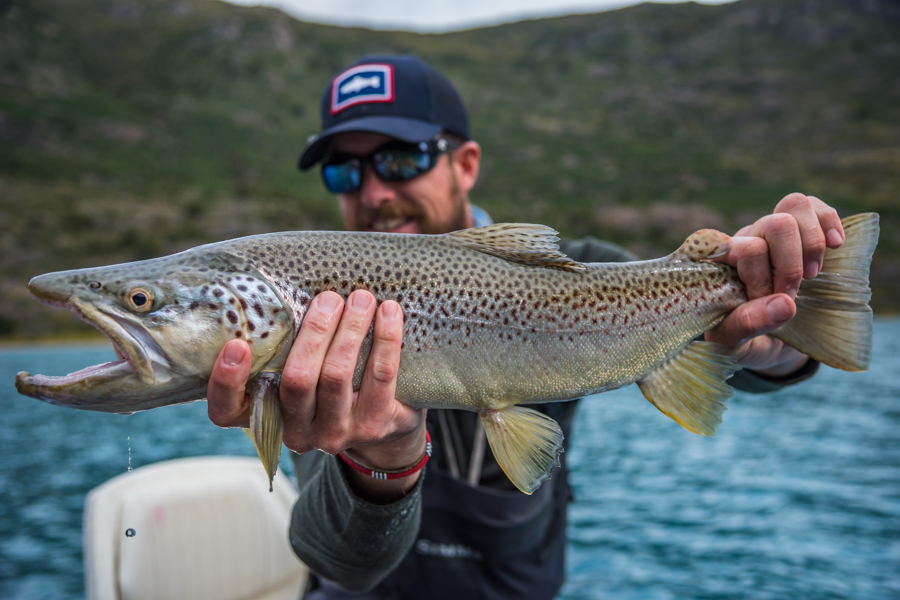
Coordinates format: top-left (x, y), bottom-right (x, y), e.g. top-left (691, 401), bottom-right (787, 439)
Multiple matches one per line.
top-left (331, 64), bottom-right (394, 114)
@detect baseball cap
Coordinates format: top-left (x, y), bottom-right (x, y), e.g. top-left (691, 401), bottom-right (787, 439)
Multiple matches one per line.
top-left (297, 54), bottom-right (470, 170)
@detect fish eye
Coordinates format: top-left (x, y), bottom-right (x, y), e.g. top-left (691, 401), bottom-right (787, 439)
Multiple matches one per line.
top-left (126, 287), bottom-right (155, 313)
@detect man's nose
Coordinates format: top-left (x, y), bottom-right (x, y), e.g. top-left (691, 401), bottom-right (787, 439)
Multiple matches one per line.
top-left (357, 164), bottom-right (395, 208)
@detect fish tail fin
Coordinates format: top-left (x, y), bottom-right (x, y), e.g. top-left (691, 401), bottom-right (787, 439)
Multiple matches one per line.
top-left (242, 373), bottom-right (283, 492)
top-left (637, 341), bottom-right (739, 436)
top-left (772, 212), bottom-right (879, 372)
top-left (479, 406), bottom-right (564, 494)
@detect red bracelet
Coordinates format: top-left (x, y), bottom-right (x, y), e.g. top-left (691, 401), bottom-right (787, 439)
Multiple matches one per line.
top-left (338, 431), bottom-right (432, 480)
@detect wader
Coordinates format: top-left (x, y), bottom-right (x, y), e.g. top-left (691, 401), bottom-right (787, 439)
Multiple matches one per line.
top-left (306, 401), bottom-right (577, 600)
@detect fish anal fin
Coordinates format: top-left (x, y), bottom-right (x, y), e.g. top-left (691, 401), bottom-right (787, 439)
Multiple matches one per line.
top-left (448, 223), bottom-right (586, 272)
top-left (242, 372), bottom-right (283, 492)
top-left (637, 341), bottom-right (738, 436)
top-left (479, 405), bottom-right (564, 494)
top-left (673, 229), bottom-right (732, 261)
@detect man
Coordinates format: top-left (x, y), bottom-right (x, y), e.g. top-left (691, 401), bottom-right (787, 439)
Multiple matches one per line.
top-left (206, 54), bottom-right (838, 598)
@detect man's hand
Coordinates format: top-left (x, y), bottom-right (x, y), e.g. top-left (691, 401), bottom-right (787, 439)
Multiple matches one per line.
top-left (705, 193), bottom-right (845, 376)
top-left (207, 289), bottom-right (426, 502)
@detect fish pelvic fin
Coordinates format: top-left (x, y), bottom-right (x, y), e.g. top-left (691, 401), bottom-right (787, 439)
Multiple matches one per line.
top-left (638, 341), bottom-right (739, 436)
top-left (479, 406), bottom-right (564, 494)
top-left (672, 228), bottom-right (732, 261)
top-left (448, 223), bottom-right (586, 272)
top-left (242, 372), bottom-right (283, 492)
top-left (771, 212), bottom-right (879, 372)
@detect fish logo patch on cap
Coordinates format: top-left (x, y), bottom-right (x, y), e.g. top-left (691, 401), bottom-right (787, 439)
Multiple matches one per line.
top-left (331, 64), bottom-right (394, 114)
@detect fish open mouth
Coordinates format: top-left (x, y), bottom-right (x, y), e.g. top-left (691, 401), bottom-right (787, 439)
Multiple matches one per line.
top-left (15, 295), bottom-right (171, 407)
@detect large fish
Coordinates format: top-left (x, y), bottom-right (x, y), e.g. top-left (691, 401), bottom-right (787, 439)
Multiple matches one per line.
top-left (15, 214), bottom-right (879, 493)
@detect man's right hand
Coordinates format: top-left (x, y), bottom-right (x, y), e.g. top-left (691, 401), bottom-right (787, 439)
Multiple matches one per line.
top-left (206, 289), bottom-right (427, 502)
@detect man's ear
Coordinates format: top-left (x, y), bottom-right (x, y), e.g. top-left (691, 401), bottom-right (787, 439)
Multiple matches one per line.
top-left (451, 140), bottom-right (481, 193)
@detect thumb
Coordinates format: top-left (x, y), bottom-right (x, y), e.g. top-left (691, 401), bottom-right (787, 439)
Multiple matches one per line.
top-left (207, 339), bottom-right (253, 427)
top-left (706, 294), bottom-right (796, 349)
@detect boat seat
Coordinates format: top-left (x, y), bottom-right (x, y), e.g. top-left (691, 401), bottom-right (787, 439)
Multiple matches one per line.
top-left (83, 456), bottom-right (308, 600)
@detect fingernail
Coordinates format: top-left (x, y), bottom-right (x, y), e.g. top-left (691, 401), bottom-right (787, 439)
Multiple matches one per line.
top-left (826, 228), bottom-right (843, 247)
top-left (804, 259), bottom-right (820, 279)
top-left (316, 292), bottom-right (342, 314)
top-left (349, 291), bottom-right (373, 312)
top-left (381, 301), bottom-right (400, 320)
top-left (766, 297), bottom-right (793, 323)
top-left (223, 341), bottom-right (245, 366)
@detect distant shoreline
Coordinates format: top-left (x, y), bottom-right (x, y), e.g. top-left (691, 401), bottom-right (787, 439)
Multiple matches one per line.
top-left (0, 333), bottom-right (107, 349)
top-left (3, 315), bottom-right (899, 349)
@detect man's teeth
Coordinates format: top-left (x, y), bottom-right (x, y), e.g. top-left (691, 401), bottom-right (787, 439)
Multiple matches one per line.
top-left (371, 217), bottom-right (409, 231)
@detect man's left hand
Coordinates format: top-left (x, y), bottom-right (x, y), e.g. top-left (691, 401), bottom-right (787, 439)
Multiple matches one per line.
top-left (705, 193), bottom-right (845, 376)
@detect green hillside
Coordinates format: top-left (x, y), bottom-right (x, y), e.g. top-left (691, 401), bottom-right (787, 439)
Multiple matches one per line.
top-left (1, 0), bottom-right (898, 339)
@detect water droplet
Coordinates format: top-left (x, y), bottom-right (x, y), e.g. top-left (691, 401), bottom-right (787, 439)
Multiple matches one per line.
top-left (127, 435), bottom-right (133, 472)
top-left (125, 528), bottom-right (136, 538)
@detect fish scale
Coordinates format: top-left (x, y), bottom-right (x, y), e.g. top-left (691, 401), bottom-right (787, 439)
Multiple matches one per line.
top-left (15, 217), bottom-right (879, 494)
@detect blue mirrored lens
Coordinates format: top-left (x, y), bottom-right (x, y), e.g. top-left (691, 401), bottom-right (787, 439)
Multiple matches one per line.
top-left (322, 160), bottom-right (361, 193)
top-left (373, 149), bottom-right (433, 181)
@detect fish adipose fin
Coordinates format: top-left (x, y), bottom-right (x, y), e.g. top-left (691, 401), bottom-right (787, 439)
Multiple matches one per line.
top-left (449, 223), bottom-right (586, 272)
top-left (637, 341), bottom-right (739, 436)
top-left (242, 372), bottom-right (283, 492)
top-left (771, 212), bottom-right (879, 372)
top-left (479, 406), bottom-right (564, 494)
top-left (672, 228), bottom-right (732, 261)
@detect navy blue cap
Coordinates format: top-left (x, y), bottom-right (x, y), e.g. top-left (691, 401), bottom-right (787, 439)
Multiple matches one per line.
top-left (298, 54), bottom-right (470, 170)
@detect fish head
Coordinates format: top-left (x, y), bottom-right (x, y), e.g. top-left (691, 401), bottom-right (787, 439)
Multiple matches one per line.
top-left (15, 249), bottom-right (296, 413)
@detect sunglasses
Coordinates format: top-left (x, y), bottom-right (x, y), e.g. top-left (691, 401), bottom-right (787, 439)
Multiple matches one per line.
top-left (321, 138), bottom-right (460, 194)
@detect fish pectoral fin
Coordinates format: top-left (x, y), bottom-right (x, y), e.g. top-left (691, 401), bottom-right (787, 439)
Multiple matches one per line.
top-left (448, 223), bottom-right (586, 272)
top-left (479, 406), bottom-right (564, 495)
top-left (637, 341), bottom-right (738, 436)
top-left (242, 372), bottom-right (283, 492)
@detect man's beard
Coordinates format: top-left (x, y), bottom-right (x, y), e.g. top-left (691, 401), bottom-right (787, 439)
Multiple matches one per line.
top-left (353, 174), bottom-right (471, 234)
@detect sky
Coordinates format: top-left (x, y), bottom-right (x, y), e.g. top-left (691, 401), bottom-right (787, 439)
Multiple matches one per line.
top-left (224, 0), bottom-right (737, 33)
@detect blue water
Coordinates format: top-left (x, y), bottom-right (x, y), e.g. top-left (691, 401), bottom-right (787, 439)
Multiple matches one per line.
top-left (2, 321), bottom-right (899, 599)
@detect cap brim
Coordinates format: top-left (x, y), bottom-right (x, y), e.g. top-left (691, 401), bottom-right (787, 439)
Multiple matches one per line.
top-left (297, 116), bottom-right (444, 170)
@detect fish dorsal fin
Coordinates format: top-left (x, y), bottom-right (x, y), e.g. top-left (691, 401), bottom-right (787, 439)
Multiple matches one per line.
top-left (447, 223), bottom-right (586, 272)
top-left (672, 229), bottom-right (732, 261)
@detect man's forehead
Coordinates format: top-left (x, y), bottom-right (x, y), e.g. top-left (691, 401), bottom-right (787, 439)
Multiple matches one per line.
top-left (329, 131), bottom-right (394, 154)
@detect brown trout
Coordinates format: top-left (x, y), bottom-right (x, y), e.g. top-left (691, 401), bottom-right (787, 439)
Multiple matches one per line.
top-left (15, 214), bottom-right (879, 493)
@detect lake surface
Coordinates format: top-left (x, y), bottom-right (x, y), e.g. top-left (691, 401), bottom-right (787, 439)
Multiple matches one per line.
top-left (1, 320), bottom-right (899, 599)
